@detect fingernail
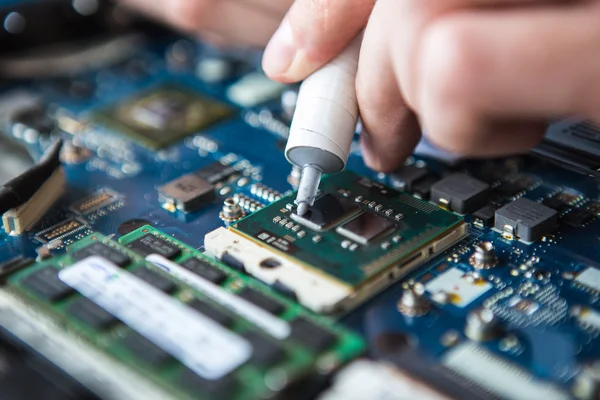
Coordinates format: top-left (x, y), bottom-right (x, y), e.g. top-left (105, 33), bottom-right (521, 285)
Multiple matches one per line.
top-left (263, 18), bottom-right (296, 78)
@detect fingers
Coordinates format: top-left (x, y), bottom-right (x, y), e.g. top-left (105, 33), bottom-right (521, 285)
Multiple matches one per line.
top-left (120, 0), bottom-right (292, 47)
top-left (262, 0), bottom-right (375, 83)
top-left (120, 0), bottom-right (209, 31)
top-left (391, 0), bottom-right (559, 110)
top-left (356, 0), bottom-right (584, 166)
top-left (416, 1), bottom-right (600, 155)
top-left (356, 0), bottom-right (421, 172)
top-left (201, 1), bottom-right (291, 47)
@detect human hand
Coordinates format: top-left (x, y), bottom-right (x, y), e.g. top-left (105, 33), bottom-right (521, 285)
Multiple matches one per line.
top-left (263, 0), bottom-right (600, 172)
top-left (119, 0), bottom-right (293, 47)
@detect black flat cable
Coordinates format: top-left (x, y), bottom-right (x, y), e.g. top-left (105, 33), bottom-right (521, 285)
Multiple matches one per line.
top-left (0, 139), bottom-right (63, 215)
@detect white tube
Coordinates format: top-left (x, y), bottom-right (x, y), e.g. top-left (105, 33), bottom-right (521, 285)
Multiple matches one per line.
top-left (285, 35), bottom-right (362, 173)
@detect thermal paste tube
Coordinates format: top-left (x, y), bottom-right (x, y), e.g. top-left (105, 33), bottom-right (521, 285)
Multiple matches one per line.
top-left (284, 35), bottom-right (362, 174)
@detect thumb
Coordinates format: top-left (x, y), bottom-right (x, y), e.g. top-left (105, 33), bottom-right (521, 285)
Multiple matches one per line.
top-left (262, 0), bottom-right (375, 83)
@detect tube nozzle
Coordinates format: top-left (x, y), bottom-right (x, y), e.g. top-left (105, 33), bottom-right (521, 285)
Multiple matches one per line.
top-left (295, 165), bottom-right (322, 216)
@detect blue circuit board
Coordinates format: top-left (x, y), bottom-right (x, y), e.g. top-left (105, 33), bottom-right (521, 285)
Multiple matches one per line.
top-left (2, 12), bottom-right (600, 400)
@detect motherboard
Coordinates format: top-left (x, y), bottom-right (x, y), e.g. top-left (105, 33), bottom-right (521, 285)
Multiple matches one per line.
top-left (2, 2), bottom-right (600, 400)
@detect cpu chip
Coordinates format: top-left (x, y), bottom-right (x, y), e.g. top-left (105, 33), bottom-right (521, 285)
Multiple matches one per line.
top-left (97, 86), bottom-right (234, 149)
top-left (205, 171), bottom-right (468, 313)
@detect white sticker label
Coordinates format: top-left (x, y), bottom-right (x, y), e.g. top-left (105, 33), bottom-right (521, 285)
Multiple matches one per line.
top-left (146, 254), bottom-right (291, 340)
top-left (59, 256), bottom-right (251, 380)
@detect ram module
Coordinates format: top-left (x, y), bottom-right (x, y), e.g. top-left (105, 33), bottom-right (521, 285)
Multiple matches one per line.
top-left (4, 228), bottom-right (365, 400)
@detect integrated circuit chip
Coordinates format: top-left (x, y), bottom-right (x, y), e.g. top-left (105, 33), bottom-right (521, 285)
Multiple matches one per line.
top-left (188, 299), bottom-right (235, 327)
top-left (196, 162), bottom-right (240, 185)
top-left (562, 209), bottom-right (594, 227)
top-left (96, 86), bottom-right (234, 149)
top-left (542, 196), bottom-right (567, 211)
top-left (290, 194), bottom-right (362, 231)
top-left (180, 257), bottom-right (227, 284)
top-left (336, 212), bottom-right (395, 244)
top-left (21, 267), bottom-right (75, 302)
top-left (238, 287), bottom-right (285, 315)
top-left (243, 331), bottom-right (285, 365)
top-left (67, 298), bottom-right (119, 329)
top-left (205, 170), bottom-right (467, 313)
top-left (131, 267), bottom-right (177, 293)
top-left (158, 174), bottom-right (215, 213)
top-left (291, 317), bottom-right (337, 351)
top-left (126, 234), bottom-right (181, 259)
top-left (495, 198), bottom-right (558, 242)
top-left (71, 242), bottom-right (131, 267)
top-left (430, 173), bottom-right (490, 214)
top-left (122, 332), bottom-right (173, 366)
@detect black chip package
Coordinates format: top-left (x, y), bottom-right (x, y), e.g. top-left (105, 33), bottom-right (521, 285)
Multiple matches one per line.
top-left (180, 257), bottom-right (227, 284)
top-left (244, 331), bottom-right (285, 365)
top-left (188, 299), bottom-right (234, 327)
top-left (562, 209), bottom-right (594, 227)
top-left (71, 242), bottom-right (131, 267)
top-left (126, 234), bottom-right (181, 259)
top-left (543, 196), bottom-right (567, 211)
top-left (131, 267), bottom-right (177, 293)
top-left (238, 287), bottom-right (285, 315)
top-left (67, 298), bottom-right (119, 329)
top-left (291, 317), bottom-right (337, 351)
top-left (122, 332), bottom-right (173, 366)
top-left (21, 267), bottom-right (75, 302)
